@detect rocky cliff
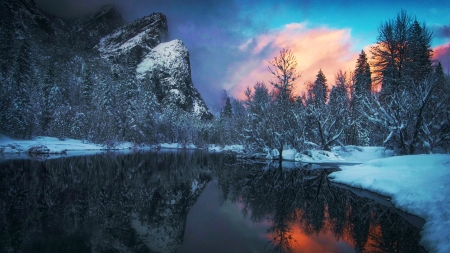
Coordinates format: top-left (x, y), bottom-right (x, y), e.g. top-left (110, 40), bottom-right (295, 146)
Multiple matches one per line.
top-left (95, 12), bottom-right (212, 119)
top-left (0, 0), bottom-right (212, 133)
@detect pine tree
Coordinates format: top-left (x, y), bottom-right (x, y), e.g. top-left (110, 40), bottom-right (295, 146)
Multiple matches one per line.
top-left (371, 11), bottom-right (433, 98)
top-left (350, 50), bottom-right (372, 145)
top-left (81, 64), bottom-right (94, 109)
top-left (222, 97), bottom-right (233, 118)
top-left (353, 50), bottom-right (372, 99)
top-left (329, 71), bottom-right (348, 109)
top-left (6, 39), bottom-right (33, 138)
top-left (434, 62), bottom-right (447, 92)
top-left (40, 63), bottom-right (56, 134)
top-left (371, 10), bottom-right (412, 97)
top-left (405, 20), bottom-right (433, 84)
top-left (0, 19), bottom-right (16, 76)
top-left (329, 71), bottom-right (350, 144)
top-left (308, 69), bottom-right (328, 106)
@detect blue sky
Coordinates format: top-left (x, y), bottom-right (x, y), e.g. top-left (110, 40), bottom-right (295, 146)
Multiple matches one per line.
top-left (36, 0), bottom-right (450, 108)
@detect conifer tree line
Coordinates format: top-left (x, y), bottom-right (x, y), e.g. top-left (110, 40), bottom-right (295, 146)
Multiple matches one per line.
top-left (0, 10), bottom-right (449, 154)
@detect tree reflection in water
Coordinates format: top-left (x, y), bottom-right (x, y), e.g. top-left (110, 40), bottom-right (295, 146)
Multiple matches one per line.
top-left (0, 152), bottom-right (426, 253)
top-left (223, 162), bottom-right (426, 253)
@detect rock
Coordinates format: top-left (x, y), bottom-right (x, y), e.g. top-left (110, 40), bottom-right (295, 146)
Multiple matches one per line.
top-left (27, 145), bottom-right (50, 154)
top-left (97, 12), bottom-right (167, 61)
top-left (137, 40), bottom-right (212, 119)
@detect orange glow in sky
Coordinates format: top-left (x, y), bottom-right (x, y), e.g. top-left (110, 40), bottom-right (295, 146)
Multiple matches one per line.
top-left (225, 23), bottom-right (360, 100)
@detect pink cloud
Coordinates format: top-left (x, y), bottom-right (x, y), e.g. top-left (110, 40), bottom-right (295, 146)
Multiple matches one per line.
top-left (434, 43), bottom-right (450, 73)
top-left (224, 23), bottom-right (360, 100)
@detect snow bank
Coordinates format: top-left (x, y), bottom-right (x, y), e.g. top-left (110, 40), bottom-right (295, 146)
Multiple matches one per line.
top-left (207, 144), bottom-right (244, 153)
top-left (0, 136), bottom-right (154, 160)
top-left (0, 136), bottom-right (104, 154)
top-left (332, 146), bottom-right (394, 163)
top-left (294, 149), bottom-right (344, 163)
top-left (329, 154), bottom-right (450, 253)
top-left (159, 143), bottom-right (197, 149)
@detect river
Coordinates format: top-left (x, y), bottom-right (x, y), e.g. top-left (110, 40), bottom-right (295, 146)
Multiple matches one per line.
top-left (0, 151), bottom-right (427, 252)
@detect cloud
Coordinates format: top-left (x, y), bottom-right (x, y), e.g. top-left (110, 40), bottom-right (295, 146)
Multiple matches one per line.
top-left (224, 23), bottom-right (359, 100)
top-left (436, 25), bottom-right (450, 38)
top-left (434, 43), bottom-right (450, 72)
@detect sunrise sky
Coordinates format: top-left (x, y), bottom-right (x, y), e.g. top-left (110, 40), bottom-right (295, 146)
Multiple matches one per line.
top-left (35, 0), bottom-right (450, 108)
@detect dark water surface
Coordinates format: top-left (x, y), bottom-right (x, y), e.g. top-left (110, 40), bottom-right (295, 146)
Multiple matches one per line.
top-left (0, 151), bottom-right (427, 253)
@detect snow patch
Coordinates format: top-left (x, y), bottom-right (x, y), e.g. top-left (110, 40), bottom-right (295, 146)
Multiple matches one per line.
top-left (207, 144), bottom-right (244, 153)
top-left (159, 143), bottom-right (197, 149)
top-left (332, 146), bottom-right (393, 163)
top-left (329, 154), bottom-right (450, 253)
top-left (136, 39), bottom-right (186, 80)
top-left (294, 149), bottom-right (344, 163)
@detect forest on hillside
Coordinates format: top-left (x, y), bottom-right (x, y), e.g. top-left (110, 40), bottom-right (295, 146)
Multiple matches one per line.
top-left (1, 10), bottom-right (449, 155)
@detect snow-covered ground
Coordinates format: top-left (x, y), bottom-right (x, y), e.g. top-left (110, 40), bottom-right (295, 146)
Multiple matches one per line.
top-left (0, 135), bottom-right (232, 160)
top-left (0, 135), bottom-right (151, 160)
top-left (263, 146), bottom-right (390, 165)
top-left (206, 144), bottom-right (244, 153)
top-left (329, 154), bottom-right (450, 253)
top-left (159, 143), bottom-right (197, 149)
top-left (0, 136), bottom-right (104, 153)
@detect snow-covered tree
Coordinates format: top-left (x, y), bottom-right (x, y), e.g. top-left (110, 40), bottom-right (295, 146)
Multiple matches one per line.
top-left (371, 10), bottom-right (433, 99)
top-left (268, 48), bottom-right (300, 102)
top-left (362, 67), bottom-right (449, 154)
top-left (222, 97), bottom-right (233, 119)
top-left (306, 71), bottom-right (349, 151)
top-left (307, 69), bottom-right (328, 107)
top-left (405, 20), bottom-right (433, 84)
top-left (349, 51), bottom-right (372, 145)
top-left (4, 39), bottom-right (33, 138)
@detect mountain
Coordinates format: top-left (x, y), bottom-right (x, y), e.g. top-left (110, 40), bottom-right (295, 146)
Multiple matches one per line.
top-left (0, 0), bottom-right (54, 36)
top-left (95, 11), bottom-right (212, 119)
top-left (68, 5), bottom-right (125, 48)
top-left (97, 12), bottom-right (167, 60)
top-left (136, 40), bottom-right (213, 117)
top-left (0, 0), bottom-right (213, 141)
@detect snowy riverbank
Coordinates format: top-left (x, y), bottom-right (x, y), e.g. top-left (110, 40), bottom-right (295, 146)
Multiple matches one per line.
top-left (0, 135), bottom-right (245, 160)
top-left (329, 154), bottom-right (450, 253)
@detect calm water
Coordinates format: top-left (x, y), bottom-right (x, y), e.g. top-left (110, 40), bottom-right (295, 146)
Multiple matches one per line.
top-left (0, 151), bottom-right (427, 253)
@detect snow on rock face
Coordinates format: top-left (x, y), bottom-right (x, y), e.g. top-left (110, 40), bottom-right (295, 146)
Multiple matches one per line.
top-left (137, 39), bottom-right (213, 119)
top-left (97, 12), bottom-right (168, 60)
top-left (97, 12), bottom-right (212, 119)
top-left (137, 40), bottom-right (187, 79)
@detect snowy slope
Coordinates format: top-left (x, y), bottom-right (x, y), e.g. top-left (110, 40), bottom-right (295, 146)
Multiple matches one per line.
top-left (137, 39), bottom-right (212, 119)
top-left (329, 155), bottom-right (450, 253)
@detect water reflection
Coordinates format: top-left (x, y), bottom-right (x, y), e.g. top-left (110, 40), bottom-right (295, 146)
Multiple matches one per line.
top-left (0, 152), bottom-right (426, 253)
top-left (224, 162), bottom-right (426, 253)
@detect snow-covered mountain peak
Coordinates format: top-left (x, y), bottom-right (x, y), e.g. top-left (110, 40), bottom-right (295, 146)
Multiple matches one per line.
top-left (136, 39), bottom-right (212, 119)
top-left (97, 12), bottom-right (168, 60)
top-left (95, 11), bottom-right (211, 119)
top-left (136, 39), bottom-right (187, 79)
